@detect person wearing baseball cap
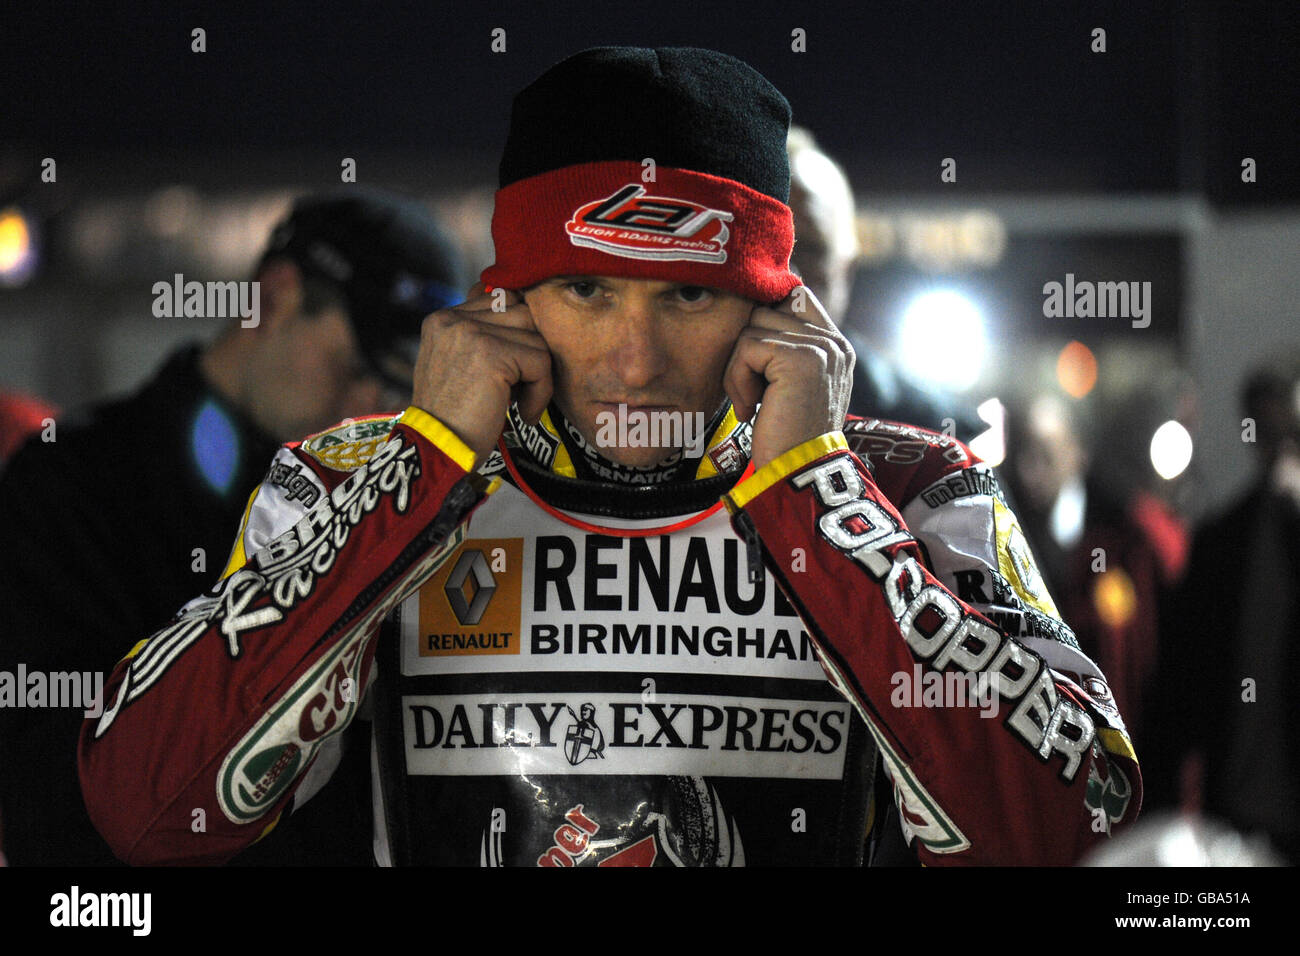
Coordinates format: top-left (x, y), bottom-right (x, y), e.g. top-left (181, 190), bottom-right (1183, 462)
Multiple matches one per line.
top-left (205, 186), bottom-right (466, 443)
top-left (81, 49), bottom-right (1139, 867)
top-left (1, 187), bottom-right (463, 867)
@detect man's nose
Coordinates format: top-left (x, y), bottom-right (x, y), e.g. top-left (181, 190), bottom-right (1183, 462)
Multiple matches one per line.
top-left (611, 300), bottom-right (670, 389)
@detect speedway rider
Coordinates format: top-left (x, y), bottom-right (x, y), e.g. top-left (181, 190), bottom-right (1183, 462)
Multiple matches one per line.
top-left (80, 47), bottom-right (1139, 866)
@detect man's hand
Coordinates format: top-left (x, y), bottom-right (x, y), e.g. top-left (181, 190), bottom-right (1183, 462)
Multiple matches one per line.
top-left (411, 282), bottom-right (552, 464)
top-left (723, 285), bottom-right (855, 471)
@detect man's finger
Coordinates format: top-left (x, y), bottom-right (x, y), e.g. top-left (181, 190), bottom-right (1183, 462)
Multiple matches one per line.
top-left (771, 284), bottom-right (836, 330)
top-left (722, 329), bottom-right (777, 423)
top-left (746, 306), bottom-right (827, 334)
top-left (745, 308), bottom-right (851, 363)
top-left (506, 345), bottom-right (553, 425)
top-left (454, 296), bottom-right (538, 334)
top-left (458, 282), bottom-right (526, 314)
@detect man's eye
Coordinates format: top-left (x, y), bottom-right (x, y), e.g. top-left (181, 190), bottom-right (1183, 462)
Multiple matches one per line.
top-left (568, 281), bottom-right (600, 299)
top-left (676, 286), bottom-right (711, 304)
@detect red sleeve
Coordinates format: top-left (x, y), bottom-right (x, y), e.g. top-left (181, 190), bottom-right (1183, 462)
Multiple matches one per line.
top-left (724, 433), bottom-right (1142, 866)
top-left (78, 411), bottom-right (489, 865)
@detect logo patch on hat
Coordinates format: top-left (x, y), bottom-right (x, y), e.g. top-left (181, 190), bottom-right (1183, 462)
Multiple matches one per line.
top-left (566, 184), bottom-right (733, 263)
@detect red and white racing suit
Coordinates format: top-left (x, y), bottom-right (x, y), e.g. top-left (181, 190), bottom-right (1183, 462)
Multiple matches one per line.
top-left (79, 404), bottom-right (1140, 865)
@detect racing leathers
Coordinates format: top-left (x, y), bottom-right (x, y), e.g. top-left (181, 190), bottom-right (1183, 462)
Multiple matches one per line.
top-left (78, 401), bottom-right (1140, 866)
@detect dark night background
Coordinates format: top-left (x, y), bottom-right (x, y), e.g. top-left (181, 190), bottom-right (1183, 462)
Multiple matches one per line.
top-left (4, 1), bottom-right (1296, 201)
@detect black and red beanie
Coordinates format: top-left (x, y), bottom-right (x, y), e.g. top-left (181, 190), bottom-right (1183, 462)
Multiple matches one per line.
top-left (481, 47), bottom-right (801, 303)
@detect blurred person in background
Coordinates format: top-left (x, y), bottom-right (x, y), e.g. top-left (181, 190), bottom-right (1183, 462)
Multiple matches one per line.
top-left (1146, 354), bottom-right (1300, 863)
top-left (0, 187), bottom-right (465, 865)
top-left (1003, 391), bottom-right (1188, 745)
top-left (786, 128), bottom-right (984, 442)
top-left (1001, 395), bottom-right (1089, 597)
top-left (1062, 394), bottom-right (1188, 747)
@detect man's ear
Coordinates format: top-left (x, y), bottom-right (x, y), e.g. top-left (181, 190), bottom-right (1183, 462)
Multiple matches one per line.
top-left (252, 258), bottom-right (306, 334)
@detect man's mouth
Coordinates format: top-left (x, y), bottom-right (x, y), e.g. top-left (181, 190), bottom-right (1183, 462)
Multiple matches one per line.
top-left (595, 401), bottom-right (677, 414)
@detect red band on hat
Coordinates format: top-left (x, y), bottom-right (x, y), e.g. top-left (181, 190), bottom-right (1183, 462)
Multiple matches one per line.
top-left (482, 161), bottom-right (799, 303)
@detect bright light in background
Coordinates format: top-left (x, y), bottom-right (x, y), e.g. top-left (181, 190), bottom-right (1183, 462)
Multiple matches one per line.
top-left (968, 397), bottom-right (1006, 466)
top-left (1056, 340), bottom-right (1097, 398)
top-left (0, 207), bottom-right (38, 287)
top-left (897, 289), bottom-right (987, 391)
top-left (1150, 420), bottom-right (1193, 480)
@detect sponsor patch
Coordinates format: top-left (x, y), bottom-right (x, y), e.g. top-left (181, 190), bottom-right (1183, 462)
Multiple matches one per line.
top-left (524, 787), bottom-right (744, 867)
top-left (695, 410), bottom-right (751, 479)
top-left (708, 435), bottom-right (746, 474)
top-left (399, 512), bottom-right (825, 681)
top-left (301, 416), bottom-right (398, 471)
top-left (918, 466), bottom-right (1003, 509)
top-left (507, 405), bottom-right (562, 469)
top-left (566, 184), bottom-right (733, 263)
top-left (563, 704), bottom-right (607, 765)
top-left (95, 433), bottom-right (431, 739)
top-left (217, 627), bottom-right (368, 823)
top-left (992, 497), bottom-right (1059, 617)
top-left (215, 521), bottom-right (466, 824)
top-left (403, 692), bottom-right (849, 779)
top-left (847, 419), bottom-right (968, 467)
top-left (793, 454), bottom-right (1096, 782)
top-left (480, 780), bottom-right (746, 867)
top-left (418, 538), bottom-right (524, 657)
top-left (1084, 745), bottom-right (1134, 833)
top-left (266, 459), bottom-right (322, 507)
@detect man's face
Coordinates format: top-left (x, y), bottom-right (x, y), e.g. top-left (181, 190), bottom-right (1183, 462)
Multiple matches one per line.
top-left (242, 305), bottom-right (404, 441)
top-left (522, 277), bottom-right (754, 468)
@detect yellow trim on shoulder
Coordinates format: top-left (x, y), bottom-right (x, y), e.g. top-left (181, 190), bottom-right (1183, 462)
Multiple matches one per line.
top-left (1097, 727), bottom-right (1138, 763)
top-left (220, 487), bottom-right (260, 579)
top-left (724, 432), bottom-right (848, 511)
top-left (398, 406), bottom-right (478, 473)
top-left (119, 638), bottom-right (150, 665)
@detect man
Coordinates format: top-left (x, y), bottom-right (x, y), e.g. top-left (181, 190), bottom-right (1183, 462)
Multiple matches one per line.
top-left (0, 188), bottom-right (464, 865)
top-left (80, 48), bottom-right (1139, 866)
top-left (786, 127), bottom-right (984, 441)
top-left (1147, 356), bottom-right (1300, 862)
top-left (1002, 393), bottom-right (1187, 744)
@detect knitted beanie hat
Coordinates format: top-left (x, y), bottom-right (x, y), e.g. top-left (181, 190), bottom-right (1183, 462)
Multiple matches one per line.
top-left (481, 47), bottom-right (800, 303)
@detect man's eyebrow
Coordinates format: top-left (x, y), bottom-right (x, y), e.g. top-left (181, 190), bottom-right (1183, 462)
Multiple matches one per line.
top-left (522, 277), bottom-right (577, 292)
